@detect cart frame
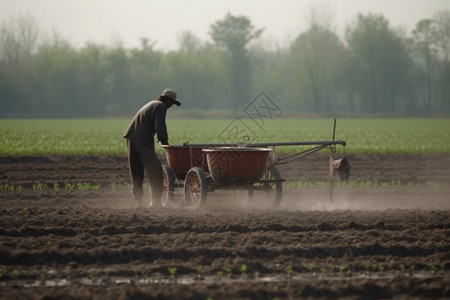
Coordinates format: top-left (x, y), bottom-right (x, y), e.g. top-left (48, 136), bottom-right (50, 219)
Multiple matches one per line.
top-left (162, 120), bottom-right (349, 209)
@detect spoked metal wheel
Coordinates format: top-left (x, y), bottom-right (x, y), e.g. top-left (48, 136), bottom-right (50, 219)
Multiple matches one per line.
top-left (162, 165), bottom-right (175, 208)
top-left (246, 165), bottom-right (283, 209)
top-left (183, 167), bottom-right (208, 209)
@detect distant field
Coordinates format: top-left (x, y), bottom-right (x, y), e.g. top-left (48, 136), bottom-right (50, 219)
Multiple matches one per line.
top-left (0, 119), bottom-right (449, 155)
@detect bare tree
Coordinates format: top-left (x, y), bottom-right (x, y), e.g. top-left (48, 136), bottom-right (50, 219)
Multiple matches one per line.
top-left (0, 14), bottom-right (39, 71)
top-left (433, 10), bottom-right (450, 112)
top-left (346, 13), bottom-right (412, 115)
top-left (434, 10), bottom-right (450, 62)
top-left (413, 19), bottom-right (437, 112)
top-left (290, 4), bottom-right (346, 115)
top-left (210, 13), bottom-right (263, 111)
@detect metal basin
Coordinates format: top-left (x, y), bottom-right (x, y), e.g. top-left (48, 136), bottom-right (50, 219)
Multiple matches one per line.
top-left (203, 147), bottom-right (272, 185)
top-left (162, 145), bottom-right (207, 180)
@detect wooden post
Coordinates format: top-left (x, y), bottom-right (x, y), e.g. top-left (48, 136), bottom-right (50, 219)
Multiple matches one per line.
top-left (329, 119), bottom-right (337, 202)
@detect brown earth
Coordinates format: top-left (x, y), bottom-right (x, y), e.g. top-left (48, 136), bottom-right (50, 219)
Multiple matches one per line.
top-left (0, 153), bottom-right (449, 299)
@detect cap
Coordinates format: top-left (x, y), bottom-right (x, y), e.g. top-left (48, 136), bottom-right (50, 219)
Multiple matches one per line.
top-left (160, 88), bottom-right (181, 106)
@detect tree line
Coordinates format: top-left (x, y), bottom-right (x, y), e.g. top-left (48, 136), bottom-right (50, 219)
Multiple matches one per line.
top-left (0, 10), bottom-right (449, 118)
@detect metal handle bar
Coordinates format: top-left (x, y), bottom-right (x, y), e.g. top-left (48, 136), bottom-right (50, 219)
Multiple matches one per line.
top-left (183, 140), bottom-right (346, 148)
top-left (271, 144), bottom-right (329, 165)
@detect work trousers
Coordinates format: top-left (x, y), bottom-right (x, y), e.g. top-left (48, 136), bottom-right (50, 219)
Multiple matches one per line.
top-left (126, 139), bottom-right (163, 208)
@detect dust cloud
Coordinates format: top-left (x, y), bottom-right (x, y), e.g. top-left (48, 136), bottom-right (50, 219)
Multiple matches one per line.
top-left (279, 186), bottom-right (450, 211)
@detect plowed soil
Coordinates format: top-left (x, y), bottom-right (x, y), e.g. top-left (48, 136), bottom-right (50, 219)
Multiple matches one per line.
top-left (1, 153), bottom-right (449, 300)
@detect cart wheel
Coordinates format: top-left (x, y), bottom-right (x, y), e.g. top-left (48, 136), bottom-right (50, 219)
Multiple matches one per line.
top-left (247, 165), bottom-right (283, 209)
top-left (162, 165), bottom-right (175, 208)
top-left (183, 167), bottom-right (208, 209)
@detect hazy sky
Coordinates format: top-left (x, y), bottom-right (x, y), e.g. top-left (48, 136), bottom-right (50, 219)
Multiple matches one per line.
top-left (0, 0), bottom-right (449, 50)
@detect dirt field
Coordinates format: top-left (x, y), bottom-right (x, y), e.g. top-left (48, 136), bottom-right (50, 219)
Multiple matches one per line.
top-left (0, 153), bottom-right (449, 299)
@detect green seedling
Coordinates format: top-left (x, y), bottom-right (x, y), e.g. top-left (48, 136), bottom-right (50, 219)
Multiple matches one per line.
top-left (195, 265), bottom-right (204, 279)
top-left (425, 181), bottom-right (441, 187)
top-left (65, 183), bottom-right (75, 191)
top-left (104, 269), bottom-right (110, 276)
top-left (399, 264), bottom-right (405, 271)
top-left (1, 182), bottom-right (104, 192)
top-left (108, 182), bottom-right (131, 191)
top-left (222, 267), bottom-right (231, 276)
top-left (196, 265), bottom-right (203, 274)
top-left (32, 183), bottom-right (49, 191)
top-left (40, 273), bottom-right (46, 280)
top-left (326, 256), bottom-right (334, 262)
top-left (307, 265), bottom-right (314, 272)
top-left (286, 265), bottom-right (293, 276)
top-left (428, 260), bottom-right (444, 272)
top-left (168, 267), bottom-right (177, 276)
top-left (378, 264), bottom-right (384, 271)
top-left (133, 267), bottom-right (145, 276)
top-left (239, 264), bottom-right (247, 274)
top-left (319, 267), bottom-right (326, 273)
top-left (272, 283), bottom-right (279, 291)
top-left (428, 263), bottom-right (436, 272)
top-left (109, 183), bottom-right (118, 191)
top-left (0, 184), bottom-right (15, 191)
top-left (77, 182), bottom-right (101, 191)
top-left (216, 270), bottom-right (224, 277)
top-left (10, 269), bottom-right (20, 278)
top-left (363, 261), bottom-right (371, 271)
top-left (339, 266), bottom-right (347, 273)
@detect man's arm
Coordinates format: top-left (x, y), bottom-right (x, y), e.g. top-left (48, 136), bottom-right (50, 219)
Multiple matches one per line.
top-left (154, 105), bottom-right (169, 145)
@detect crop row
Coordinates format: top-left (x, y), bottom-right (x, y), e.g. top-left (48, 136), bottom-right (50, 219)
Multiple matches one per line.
top-left (1, 119), bottom-right (449, 155)
top-left (0, 180), bottom-right (443, 193)
top-left (0, 259), bottom-right (446, 281)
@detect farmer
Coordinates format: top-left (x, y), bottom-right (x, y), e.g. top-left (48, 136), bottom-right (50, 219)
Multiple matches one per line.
top-left (124, 88), bottom-right (181, 209)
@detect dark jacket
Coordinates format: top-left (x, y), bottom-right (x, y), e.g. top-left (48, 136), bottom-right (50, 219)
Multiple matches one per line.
top-left (124, 100), bottom-right (169, 146)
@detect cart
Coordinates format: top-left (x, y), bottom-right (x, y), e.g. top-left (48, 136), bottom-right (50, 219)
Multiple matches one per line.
top-left (161, 120), bottom-right (349, 209)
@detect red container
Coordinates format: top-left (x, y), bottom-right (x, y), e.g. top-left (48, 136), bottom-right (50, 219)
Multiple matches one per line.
top-left (162, 145), bottom-right (208, 180)
top-left (203, 147), bottom-right (272, 185)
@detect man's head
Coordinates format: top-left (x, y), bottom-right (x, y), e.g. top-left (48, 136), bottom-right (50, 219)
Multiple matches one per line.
top-left (159, 88), bottom-right (181, 108)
